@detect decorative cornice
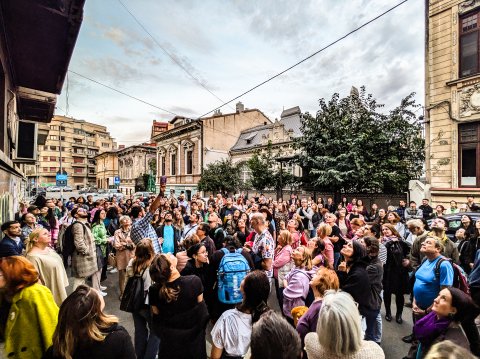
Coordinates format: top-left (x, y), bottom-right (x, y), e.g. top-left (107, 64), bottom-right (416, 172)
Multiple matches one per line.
top-left (459, 0), bottom-right (480, 15)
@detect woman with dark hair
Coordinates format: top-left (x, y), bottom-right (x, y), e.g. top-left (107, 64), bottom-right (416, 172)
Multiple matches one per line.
top-left (336, 208), bottom-right (353, 239)
top-left (461, 214), bottom-right (476, 240)
top-left (375, 208), bottom-right (387, 226)
top-left (149, 253), bottom-right (209, 359)
top-left (75, 196), bottom-right (89, 211)
top-left (180, 243), bottom-right (214, 312)
top-left (44, 285), bottom-right (135, 359)
top-left (40, 206), bottom-right (59, 247)
top-left (0, 256), bottom-right (59, 358)
top-left (414, 287), bottom-right (479, 358)
top-left (210, 270), bottom-right (271, 359)
top-left (234, 217), bottom-right (250, 245)
top-left (105, 206), bottom-right (120, 236)
top-left (386, 211), bottom-right (406, 239)
top-left (92, 209), bottom-right (109, 295)
top-left (126, 239), bottom-right (159, 359)
top-left (308, 237), bottom-right (329, 268)
top-left (274, 202), bottom-right (289, 235)
top-left (382, 223), bottom-right (411, 323)
top-left (337, 240), bottom-right (378, 342)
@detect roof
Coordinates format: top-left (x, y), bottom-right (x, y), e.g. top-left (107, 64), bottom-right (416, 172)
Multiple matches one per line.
top-left (230, 106), bottom-right (302, 152)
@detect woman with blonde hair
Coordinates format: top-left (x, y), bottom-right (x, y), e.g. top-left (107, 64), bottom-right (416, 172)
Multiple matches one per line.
top-left (296, 267), bottom-right (340, 344)
top-left (126, 239), bottom-right (159, 359)
top-left (305, 291), bottom-right (385, 359)
top-left (25, 227), bottom-right (69, 305)
top-left (316, 223), bottom-right (334, 268)
top-left (113, 215), bottom-right (135, 297)
top-left (282, 245), bottom-right (317, 323)
top-left (273, 230), bottom-right (294, 309)
top-left (149, 253), bottom-right (209, 359)
top-left (44, 285), bottom-right (135, 359)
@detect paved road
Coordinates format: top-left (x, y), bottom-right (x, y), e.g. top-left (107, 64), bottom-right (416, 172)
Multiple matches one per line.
top-left (70, 272), bottom-right (413, 359)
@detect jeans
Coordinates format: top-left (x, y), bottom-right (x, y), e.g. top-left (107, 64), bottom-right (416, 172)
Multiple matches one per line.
top-left (373, 311), bottom-right (383, 344)
top-left (274, 278), bottom-right (285, 313)
top-left (334, 252), bottom-right (341, 269)
top-left (133, 310), bottom-right (160, 359)
top-left (362, 308), bottom-right (380, 342)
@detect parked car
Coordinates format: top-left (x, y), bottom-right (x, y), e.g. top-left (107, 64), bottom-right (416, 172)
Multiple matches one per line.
top-left (30, 187), bottom-right (46, 197)
top-left (427, 212), bottom-right (480, 241)
top-left (133, 192), bottom-right (153, 199)
top-left (62, 185), bottom-right (73, 192)
top-left (46, 186), bottom-right (60, 192)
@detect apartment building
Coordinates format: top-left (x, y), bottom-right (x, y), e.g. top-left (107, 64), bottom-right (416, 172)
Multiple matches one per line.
top-left (95, 150), bottom-right (119, 189)
top-left (27, 115), bottom-right (116, 189)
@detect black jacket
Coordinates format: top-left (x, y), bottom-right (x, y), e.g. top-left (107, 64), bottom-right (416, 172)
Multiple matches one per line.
top-left (364, 255), bottom-right (384, 310)
top-left (336, 259), bottom-right (376, 314)
top-left (43, 324), bottom-right (135, 359)
top-left (156, 225), bottom-right (181, 255)
top-left (209, 226), bottom-right (225, 250)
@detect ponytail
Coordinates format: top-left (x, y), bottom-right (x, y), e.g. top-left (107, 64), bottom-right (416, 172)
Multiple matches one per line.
top-left (252, 301), bottom-right (270, 323)
top-left (149, 254), bottom-right (179, 303)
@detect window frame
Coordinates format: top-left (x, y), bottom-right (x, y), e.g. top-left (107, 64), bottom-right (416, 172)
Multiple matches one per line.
top-left (171, 153), bottom-right (177, 176)
top-left (460, 10), bottom-right (480, 78)
top-left (458, 122), bottom-right (480, 187)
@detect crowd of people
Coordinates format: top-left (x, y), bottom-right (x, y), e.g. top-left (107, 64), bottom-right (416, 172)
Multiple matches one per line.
top-left (1, 190), bottom-right (480, 358)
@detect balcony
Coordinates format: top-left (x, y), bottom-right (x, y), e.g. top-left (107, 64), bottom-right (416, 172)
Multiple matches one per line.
top-left (72, 152), bottom-right (86, 157)
top-left (72, 142), bottom-right (86, 148)
top-left (72, 162), bottom-right (86, 167)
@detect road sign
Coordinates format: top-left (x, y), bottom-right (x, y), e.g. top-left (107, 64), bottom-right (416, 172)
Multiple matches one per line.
top-left (114, 176), bottom-right (120, 185)
top-left (56, 173), bottom-right (68, 187)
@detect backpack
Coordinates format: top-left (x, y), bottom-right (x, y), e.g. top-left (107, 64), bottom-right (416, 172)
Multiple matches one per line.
top-left (217, 248), bottom-right (250, 304)
top-left (62, 222), bottom-right (86, 257)
top-left (120, 269), bottom-right (148, 313)
top-left (428, 257), bottom-right (471, 295)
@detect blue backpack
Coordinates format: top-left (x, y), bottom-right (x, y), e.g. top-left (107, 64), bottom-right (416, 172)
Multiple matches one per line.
top-left (217, 248), bottom-right (250, 304)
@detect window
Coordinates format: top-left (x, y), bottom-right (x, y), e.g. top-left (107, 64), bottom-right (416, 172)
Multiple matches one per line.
top-left (459, 122), bottom-right (480, 186)
top-left (50, 125), bottom-right (58, 130)
top-left (74, 129), bottom-right (85, 135)
top-left (88, 141), bottom-right (95, 146)
top-left (50, 145), bottom-right (56, 151)
top-left (73, 158), bottom-right (84, 164)
top-left (50, 167), bottom-right (56, 172)
top-left (74, 139), bottom-right (82, 144)
top-left (460, 11), bottom-right (480, 77)
top-left (171, 154), bottom-right (176, 175)
top-left (161, 156), bottom-right (166, 176)
top-left (102, 142), bottom-right (109, 148)
top-left (50, 156), bottom-right (56, 161)
top-left (186, 150), bottom-right (193, 174)
top-left (43, 156), bottom-right (48, 161)
top-left (74, 168), bottom-right (83, 173)
top-left (50, 135), bottom-right (57, 140)
top-left (43, 167), bottom-right (48, 172)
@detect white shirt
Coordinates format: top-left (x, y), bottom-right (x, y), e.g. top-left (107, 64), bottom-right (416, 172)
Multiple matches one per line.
top-left (211, 308), bottom-right (252, 356)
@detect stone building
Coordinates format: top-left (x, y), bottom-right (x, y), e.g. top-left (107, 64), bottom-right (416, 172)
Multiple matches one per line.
top-left (425, 0), bottom-right (480, 204)
top-left (118, 144), bottom-right (156, 195)
top-left (0, 0), bottom-right (84, 222)
top-left (152, 103), bottom-right (271, 199)
top-left (230, 106), bottom-right (303, 185)
top-left (95, 150), bottom-right (119, 189)
top-left (29, 115), bottom-right (116, 189)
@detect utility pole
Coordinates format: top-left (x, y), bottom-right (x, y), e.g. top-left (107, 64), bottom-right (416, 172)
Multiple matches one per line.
top-left (58, 120), bottom-right (66, 201)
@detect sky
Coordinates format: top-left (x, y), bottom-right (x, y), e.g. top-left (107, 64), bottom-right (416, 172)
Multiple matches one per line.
top-left (56, 0), bottom-right (425, 146)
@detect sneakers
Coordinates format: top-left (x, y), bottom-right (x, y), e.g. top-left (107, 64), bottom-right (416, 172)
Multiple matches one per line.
top-left (402, 334), bottom-right (413, 343)
top-left (107, 265), bottom-right (113, 270)
top-left (109, 268), bottom-right (118, 274)
top-left (99, 291), bottom-right (108, 297)
top-left (100, 285), bottom-right (107, 291)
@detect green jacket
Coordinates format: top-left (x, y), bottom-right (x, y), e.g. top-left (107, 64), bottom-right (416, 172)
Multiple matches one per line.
top-left (3, 283), bottom-right (59, 358)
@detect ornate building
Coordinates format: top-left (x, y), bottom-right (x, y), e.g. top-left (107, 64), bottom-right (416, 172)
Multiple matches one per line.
top-left (230, 106), bottom-right (303, 185)
top-left (118, 144), bottom-right (156, 195)
top-left (152, 102), bottom-right (271, 199)
top-left (425, 0), bottom-right (480, 204)
top-left (95, 150), bottom-right (119, 189)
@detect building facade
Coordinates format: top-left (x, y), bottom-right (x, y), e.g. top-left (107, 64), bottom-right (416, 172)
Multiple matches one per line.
top-left (95, 150), bottom-right (119, 189)
top-left (118, 144), bottom-right (156, 195)
top-left (0, 0), bottom-right (84, 222)
top-left (152, 103), bottom-right (271, 198)
top-left (425, 0), bottom-right (480, 204)
top-left (27, 116), bottom-right (116, 189)
top-left (230, 106), bottom-right (303, 185)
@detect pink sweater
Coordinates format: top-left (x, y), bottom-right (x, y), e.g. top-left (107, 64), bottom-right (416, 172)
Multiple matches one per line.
top-left (273, 245), bottom-right (293, 279)
top-left (322, 238), bottom-right (334, 268)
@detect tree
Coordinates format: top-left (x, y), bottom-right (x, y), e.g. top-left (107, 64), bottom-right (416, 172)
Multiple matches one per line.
top-left (197, 158), bottom-right (241, 194)
top-left (294, 87), bottom-right (425, 195)
top-left (246, 142), bottom-right (298, 194)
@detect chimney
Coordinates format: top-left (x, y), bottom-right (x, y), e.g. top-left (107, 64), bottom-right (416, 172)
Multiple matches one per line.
top-left (236, 101), bottom-right (245, 113)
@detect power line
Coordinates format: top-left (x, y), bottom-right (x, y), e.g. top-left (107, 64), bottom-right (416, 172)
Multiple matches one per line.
top-left (198, 0), bottom-right (410, 118)
top-left (68, 70), bottom-right (179, 116)
top-left (117, 0), bottom-right (225, 104)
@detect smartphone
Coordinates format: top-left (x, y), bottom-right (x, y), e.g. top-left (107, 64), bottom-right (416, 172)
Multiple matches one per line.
top-left (160, 176), bottom-right (167, 186)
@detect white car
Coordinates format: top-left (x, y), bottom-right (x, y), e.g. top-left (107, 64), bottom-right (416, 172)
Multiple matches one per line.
top-left (46, 186), bottom-right (60, 192)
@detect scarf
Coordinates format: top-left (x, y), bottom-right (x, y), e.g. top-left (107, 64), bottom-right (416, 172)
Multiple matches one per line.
top-left (414, 311), bottom-right (452, 349)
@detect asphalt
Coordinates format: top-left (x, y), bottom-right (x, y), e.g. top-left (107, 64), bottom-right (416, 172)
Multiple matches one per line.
top-left (71, 270), bottom-right (413, 359)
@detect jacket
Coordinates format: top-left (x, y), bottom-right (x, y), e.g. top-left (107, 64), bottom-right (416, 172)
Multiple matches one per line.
top-left (43, 324), bottom-right (135, 359)
top-left (4, 283), bottom-right (59, 359)
top-left (71, 221), bottom-right (98, 278)
top-left (409, 231), bottom-right (429, 269)
top-left (283, 266), bottom-right (317, 318)
top-left (411, 231), bottom-right (459, 267)
top-left (0, 236), bottom-right (24, 258)
top-left (405, 208), bottom-right (423, 221)
top-left (156, 224), bottom-right (180, 255)
top-left (365, 255), bottom-right (383, 310)
top-left (337, 259), bottom-right (376, 313)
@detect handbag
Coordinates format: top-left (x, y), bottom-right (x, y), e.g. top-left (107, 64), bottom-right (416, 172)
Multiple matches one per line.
top-left (108, 252), bottom-right (117, 268)
top-left (120, 269), bottom-right (147, 313)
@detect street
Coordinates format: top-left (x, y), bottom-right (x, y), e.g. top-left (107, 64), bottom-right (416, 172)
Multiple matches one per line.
top-left (90, 271), bottom-right (412, 359)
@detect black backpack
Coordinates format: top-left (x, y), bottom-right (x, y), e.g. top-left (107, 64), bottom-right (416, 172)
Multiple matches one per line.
top-left (120, 269), bottom-right (148, 313)
top-left (62, 222), bottom-right (86, 257)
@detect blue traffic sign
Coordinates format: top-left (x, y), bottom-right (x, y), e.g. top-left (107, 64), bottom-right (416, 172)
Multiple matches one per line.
top-left (114, 176), bottom-right (120, 185)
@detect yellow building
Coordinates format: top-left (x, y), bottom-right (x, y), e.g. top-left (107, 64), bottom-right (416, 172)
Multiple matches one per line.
top-left (28, 116), bottom-right (116, 189)
top-left (95, 150), bottom-right (119, 189)
top-left (425, 0), bottom-right (480, 204)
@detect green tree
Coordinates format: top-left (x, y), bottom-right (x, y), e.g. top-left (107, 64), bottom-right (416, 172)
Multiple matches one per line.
top-left (197, 158), bottom-right (241, 194)
top-left (294, 87), bottom-right (425, 195)
top-left (246, 142), bottom-right (298, 193)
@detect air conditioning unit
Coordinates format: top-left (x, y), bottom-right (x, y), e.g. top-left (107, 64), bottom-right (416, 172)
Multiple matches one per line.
top-left (13, 120), bottom-right (38, 163)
